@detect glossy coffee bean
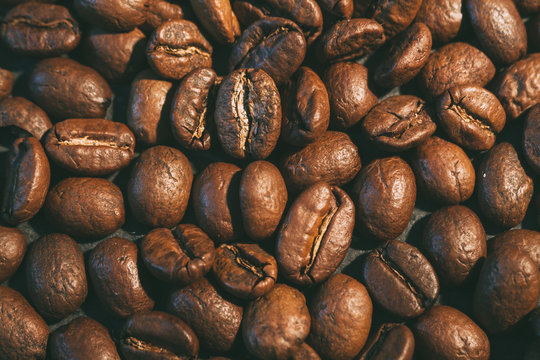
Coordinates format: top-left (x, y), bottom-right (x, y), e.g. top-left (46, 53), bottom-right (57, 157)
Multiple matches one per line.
top-left (50, 317), bottom-right (121, 360)
top-left (127, 146), bottom-right (193, 228)
top-left (120, 311), bottom-right (199, 359)
top-left (0, 226), bottom-right (26, 283)
top-left (143, 0), bottom-right (185, 32)
top-left (362, 240), bottom-right (439, 319)
top-left (141, 225), bottom-right (215, 284)
top-left (0, 97), bottom-right (52, 140)
top-left (243, 284), bottom-right (310, 360)
top-left (276, 182), bottom-right (354, 285)
top-left (318, 0), bottom-right (353, 19)
top-left (415, 0), bottom-right (462, 45)
top-left (308, 274), bottom-right (372, 360)
top-left (89, 237), bottom-right (155, 318)
top-left (524, 104), bottom-right (540, 174)
top-left (357, 323), bottom-right (415, 360)
top-left (292, 343), bottom-right (321, 360)
top-left (74, 0), bottom-right (147, 32)
top-left (488, 229), bottom-right (540, 268)
top-left (215, 68), bottom-right (281, 159)
top-left (0, 68), bottom-right (13, 99)
top-left (190, 0), bottom-right (241, 45)
top-left (367, 0), bottom-right (422, 39)
top-left (43, 118), bottom-right (136, 176)
top-left (1, 137), bottom-right (50, 225)
top-left (412, 305), bottom-right (490, 360)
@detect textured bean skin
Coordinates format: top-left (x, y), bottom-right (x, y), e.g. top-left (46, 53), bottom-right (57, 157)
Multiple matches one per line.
top-left (357, 323), bottom-right (415, 360)
top-left (415, 0), bottom-right (462, 45)
top-left (488, 229), bottom-right (540, 268)
top-left (0, 226), bottom-right (26, 283)
top-left (524, 104), bottom-right (540, 174)
top-left (367, 0), bottom-right (423, 39)
top-left (0, 97), bottom-right (52, 139)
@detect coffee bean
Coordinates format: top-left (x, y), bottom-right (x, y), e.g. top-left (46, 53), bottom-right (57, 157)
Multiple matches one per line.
top-left (357, 323), bottom-right (415, 360)
top-left (318, 0), bottom-right (353, 19)
top-left (0, 97), bottom-right (52, 139)
top-left (190, 0), bottom-right (241, 45)
top-left (292, 343), bottom-right (321, 360)
top-left (276, 182), bottom-right (354, 285)
top-left (488, 229), bottom-right (540, 268)
top-left (362, 240), bottom-right (440, 319)
top-left (367, 0), bottom-right (422, 39)
top-left (0, 226), bottom-right (26, 283)
top-left (524, 104), bottom-right (540, 174)
top-left (414, 0), bottom-right (462, 45)
top-left (143, 0), bottom-right (185, 32)
top-left (215, 68), bottom-right (281, 159)
top-left (74, 0), bottom-right (147, 32)
top-left (0, 67), bottom-right (14, 99)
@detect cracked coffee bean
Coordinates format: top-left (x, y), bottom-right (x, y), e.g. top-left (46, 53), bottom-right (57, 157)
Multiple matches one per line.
top-left (0, 226), bottom-right (26, 283)
top-left (357, 323), bottom-right (415, 360)
top-left (74, 0), bottom-right (147, 32)
top-left (0, 97), bottom-right (52, 140)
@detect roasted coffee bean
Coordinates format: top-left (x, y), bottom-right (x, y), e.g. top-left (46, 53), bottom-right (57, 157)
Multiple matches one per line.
top-left (127, 146), bottom-right (193, 228)
top-left (0, 226), bottom-right (26, 283)
top-left (89, 237), bottom-right (155, 318)
top-left (361, 95), bottom-right (436, 152)
top-left (436, 85), bottom-right (506, 151)
top-left (353, 157), bottom-right (416, 241)
top-left (26, 234), bottom-right (87, 320)
top-left (276, 182), bottom-right (354, 285)
top-left (281, 131), bottom-right (361, 190)
top-left (422, 205), bottom-right (487, 287)
top-left (43, 118), bottom-right (136, 176)
top-left (50, 317), bottom-right (121, 360)
top-left (308, 274), bottom-right (372, 360)
top-left (171, 67), bottom-right (219, 151)
top-left (168, 277), bottom-right (243, 354)
top-left (146, 20), bottom-right (213, 80)
top-left (240, 161), bottom-right (287, 241)
top-left (316, 18), bottom-right (385, 64)
top-left (357, 323), bottom-right (415, 360)
top-left (414, 0), bottom-right (462, 45)
top-left (477, 142), bottom-right (533, 228)
top-left (1, 3), bottom-right (80, 56)
top-left (488, 229), bottom-right (540, 268)
top-left (213, 243), bottom-right (277, 299)
top-left (493, 53), bottom-right (540, 119)
top-left (74, 0), bottom-right (147, 32)
top-left (127, 69), bottom-right (174, 146)
top-left (0, 97), bottom-right (52, 139)
top-left (318, 0), bottom-right (353, 19)
top-left (467, 0), bottom-right (527, 65)
top-left (292, 343), bottom-right (321, 360)
top-left (524, 104), bottom-right (540, 174)
top-left (362, 240), bottom-right (439, 319)
top-left (374, 22), bottom-right (432, 89)
top-left (190, 0), bottom-right (241, 45)
top-left (1, 137), bottom-right (50, 225)
top-left (243, 284), bottom-right (310, 359)
top-left (0, 286), bottom-right (49, 360)
top-left (44, 177), bottom-right (125, 239)
top-left (192, 162), bottom-right (243, 244)
top-left (418, 42), bottom-right (495, 99)
top-left (411, 136), bottom-right (475, 204)
top-left (367, 0), bottom-right (423, 39)
top-left (143, 0), bottom-right (185, 32)
top-left (29, 57), bottom-right (112, 120)
top-left (215, 68), bottom-right (281, 159)
top-left (412, 305), bottom-right (490, 360)
top-left (324, 62), bottom-right (377, 129)
top-left (141, 225), bottom-right (215, 284)
top-left (0, 68), bottom-right (14, 99)
top-left (513, 0), bottom-right (539, 13)
top-left (474, 247), bottom-right (540, 333)
top-left (120, 311), bottom-right (199, 359)
top-left (229, 17), bottom-right (306, 85)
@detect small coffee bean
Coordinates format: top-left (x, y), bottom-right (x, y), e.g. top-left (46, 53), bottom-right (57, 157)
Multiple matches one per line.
top-left (0, 97), bottom-right (52, 139)
top-left (357, 323), bottom-right (415, 360)
top-left (415, 0), bottom-right (462, 45)
top-left (0, 67), bottom-right (14, 99)
top-left (190, 0), bottom-right (241, 45)
top-left (524, 104), bottom-right (540, 174)
top-left (367, 0), bottom-right (423, 39)
top-left (0, 226), bottom-right (26, 283)
top-left (74, 0), bottom-right (147, 32)
top-left (143, 0), bottom-right (185, 32)
top-left (318, 0), bottom-right (353, 19)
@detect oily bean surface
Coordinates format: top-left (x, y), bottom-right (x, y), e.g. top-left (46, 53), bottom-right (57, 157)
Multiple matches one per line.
top-left (73, 0), bottom-right (147, 32)
top-left (190, 0), bottom-right (241, 45)
top-left (488, 229), bottom-right (540, 268)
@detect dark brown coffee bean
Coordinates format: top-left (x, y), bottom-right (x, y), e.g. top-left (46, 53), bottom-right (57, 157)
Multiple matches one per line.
top-left (240, 161), bottom-right (287, 241)
top-left (0, 226), bottom-right (26, 283)
top-left (423, 205), bottom-right (487, 287)
top-left (411, 136), bottom-right (475, 204)
top-left (362, 240), bottom-right (440, 319)
top-left (1, 3), bottom-right (80, 56)
top-left (418, 42), bottom-right (495, 99)
top-left (1, 137), bottom-right (50, 225)
top-left (171, 67), bottom-right (219, 151)
top-left (190, 0), bottom-right (241, 44)
top-left (143, 0), bottom-right (185, 32)
top-left (353, 157), bottom-right (416, 241)
top-left (367, 0), bottom-right (422, 39)
top-left (524, 104), bottom-right (540, 174)
top-left (488, 229), bottom-right (540, 268)
top-left (412, 305), bottom-right (490, 360)
top-left (324, 62), bottom-right (377, 129)
top-left (147, 20), bottom-right (213, 80)
top-left (316, 18), bottom-right (385, 64)
top-left (357, 323), bottom-right (415, 360)
top-left (292, 343), bottom-right (321, 360)
top-left (215, 68), bottom-right (281, 159)
top-left (414, 0), bottom-right (462, 45)
top-left (0, 286), bottom-right (49, 360)
top-left (308, 274), bottom-right (372, 360)
top-left (229, 17), bottom-right (306, 85)
top-left (374, 22), bottom-right (432, 89)
top-left (0, 67), bottom-right (14, 99)
top-left (361, 95), bottom-right (436, 152)
top-left (436, 85), bottom-right (506, 151)
top-left (243, 284), bottom-right (310, 359)
top-left (467, 0), bottom-right (527, 65)
top-left (0, 97), bottom-right (52, 139)
top-left (89, 237), bottom-right (155, 318)
top-left (477, 142), bottom-right (533, 228)
top-left (120, 311), bottom-right (199, 359)
top-left (281, 131), bottom-right (361, 190)
top-left (168, 277), bottom-right (243, 354)
top-left (50, 317), bottom-right (121, 360)
top-left (44, 177), bottom-right (125, 239)
top-left (43, 118), bottom-right (136, 176)
top-left (74, 0), bottom-right (147, 32)
top-left (26, 234), bottom-right (87, 320)
top-left (474, 247), bottom-right (540, 333)
top-left (141, 225), bottom-right (215, 284)
top-left (213, 243), bottom-right (277, 299)
top-left (318, 0), bottom-right (353, 19)
top-left (276, 182), bottom-right (354, 285)
top-left (192, 162), bottom-right (243, 243)
top-left (29, 57), bottom-right (112, 120)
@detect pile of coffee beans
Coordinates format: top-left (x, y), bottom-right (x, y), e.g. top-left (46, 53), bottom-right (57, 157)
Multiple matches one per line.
top-left (0, 0), bottom-right (539, 359)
